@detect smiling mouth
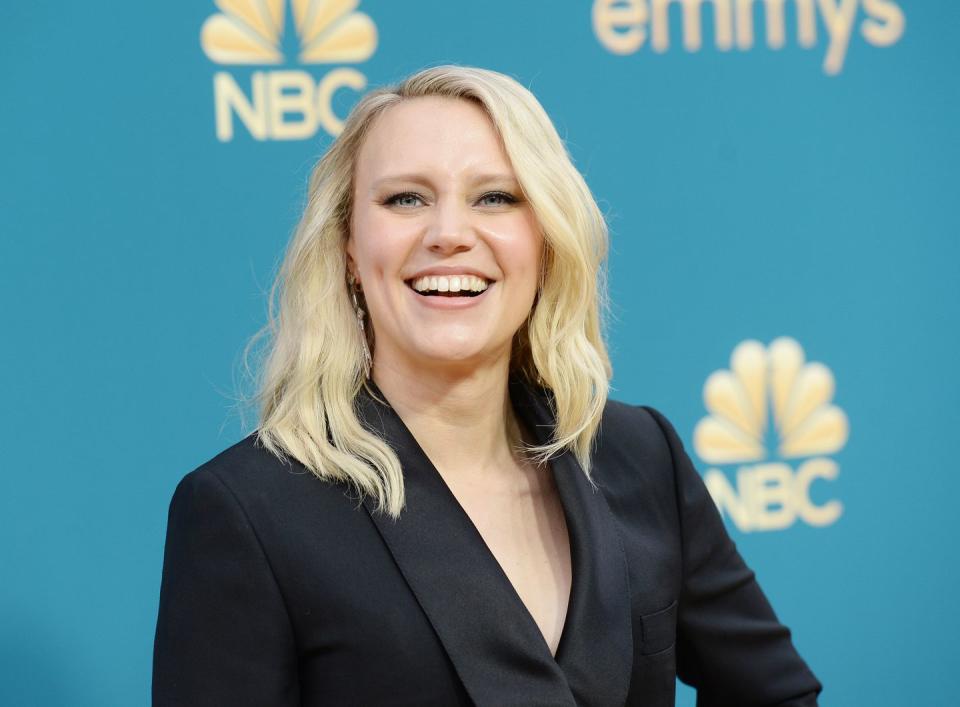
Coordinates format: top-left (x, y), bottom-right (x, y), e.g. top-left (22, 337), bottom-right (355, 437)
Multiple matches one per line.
top-left (405, 275), bottom-right (493, 298)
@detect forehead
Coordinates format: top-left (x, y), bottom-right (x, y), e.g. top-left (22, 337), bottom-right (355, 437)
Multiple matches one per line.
top-left (354, 96), bottom-right (513, 183)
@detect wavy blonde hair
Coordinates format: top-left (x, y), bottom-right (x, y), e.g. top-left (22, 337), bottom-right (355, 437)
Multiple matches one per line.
top-left (252, 65), bottom-right (611, 518)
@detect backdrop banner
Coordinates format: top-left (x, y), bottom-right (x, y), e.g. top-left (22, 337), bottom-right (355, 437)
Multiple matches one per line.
top-left (2, 2), bottom-right (957, 705)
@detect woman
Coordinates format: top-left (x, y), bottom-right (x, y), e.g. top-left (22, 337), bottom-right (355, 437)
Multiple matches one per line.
top-left (153, 65), bottom-right (822, 706)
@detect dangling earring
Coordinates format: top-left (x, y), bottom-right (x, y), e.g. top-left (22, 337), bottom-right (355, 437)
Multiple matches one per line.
top-left (348, 273), bottom-right (373, 379)
top-left (534, 258), bottom-right (547, 387)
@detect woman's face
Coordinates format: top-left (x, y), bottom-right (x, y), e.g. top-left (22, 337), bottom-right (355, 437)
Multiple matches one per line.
top-left (347, 96), bottom-right (544, 377)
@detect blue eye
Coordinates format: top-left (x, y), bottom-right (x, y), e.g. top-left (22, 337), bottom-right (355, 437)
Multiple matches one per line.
top-left (478, 191), bottom-right (517, 206)
top-left (384, 192), bottom-right (424, 208)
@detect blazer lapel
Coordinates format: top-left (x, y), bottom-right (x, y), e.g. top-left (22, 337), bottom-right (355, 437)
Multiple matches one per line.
top-left (357, 376), bottom-right (632, 707)
top-left (509, 376), bottom-right (634, 707)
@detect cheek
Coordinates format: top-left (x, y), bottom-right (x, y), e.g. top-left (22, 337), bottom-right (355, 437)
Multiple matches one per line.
top-left (513, 224), bottom-right (545, 294)
top-left (350, 216), bottom-right (418, 322)
top-left (351, 215), bottom-right (401, 280)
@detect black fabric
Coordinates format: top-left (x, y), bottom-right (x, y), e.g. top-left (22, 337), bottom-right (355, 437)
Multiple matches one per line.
top-left (153, 375), bottom-right (822, 706)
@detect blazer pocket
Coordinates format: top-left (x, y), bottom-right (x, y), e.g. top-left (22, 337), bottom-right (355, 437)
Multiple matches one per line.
top-left (639, 600), bottom-right (678, 655)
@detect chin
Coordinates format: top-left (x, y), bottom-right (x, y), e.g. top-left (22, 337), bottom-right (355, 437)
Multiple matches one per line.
top-left (416, 345), bottom-right (488, 365)
top-left (404, 335), bottom-right (511, 369)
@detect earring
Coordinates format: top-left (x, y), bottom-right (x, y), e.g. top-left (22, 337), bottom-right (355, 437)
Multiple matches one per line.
top-left (348, 274), bottom-right (373, 379)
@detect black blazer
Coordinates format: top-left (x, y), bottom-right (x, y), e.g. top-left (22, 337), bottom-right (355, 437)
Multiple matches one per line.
top-left (153, 375), bottom-right (822, 706)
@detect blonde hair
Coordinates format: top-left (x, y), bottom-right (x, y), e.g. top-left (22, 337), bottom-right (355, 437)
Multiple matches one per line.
top-left (252, 65), bottom-right (611, 518)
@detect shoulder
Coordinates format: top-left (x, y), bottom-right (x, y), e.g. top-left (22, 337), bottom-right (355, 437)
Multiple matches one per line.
top-left (598, 397), bottom-right (664, 433)
top-left (169, 433), bottom-right (359, 527)
top-left (184, 433), bottom-right (294, 487)
top-left (590, 398), bottom-right (692, 508)
top-left (173, 433), bottom-right (297, 498)
top-left (596, 397), bottom-right (683, 468)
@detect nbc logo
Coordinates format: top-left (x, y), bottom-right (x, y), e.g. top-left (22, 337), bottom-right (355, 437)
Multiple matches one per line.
top-left (200, 0), bottom-right (378, 142)
top-left (693, 337), bottom-right (850, 532)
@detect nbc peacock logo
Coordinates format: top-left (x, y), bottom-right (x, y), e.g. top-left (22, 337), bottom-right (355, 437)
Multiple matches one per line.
top-left (200, 0), bottom-right (378, 142)
top-left (693, 337), bottom-right (850, 533)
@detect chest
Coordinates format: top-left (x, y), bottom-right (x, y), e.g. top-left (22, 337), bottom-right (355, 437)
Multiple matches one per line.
top-left (441, 466), bottom-right (573, 657)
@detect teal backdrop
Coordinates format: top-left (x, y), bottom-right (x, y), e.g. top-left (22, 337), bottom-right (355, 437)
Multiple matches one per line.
top-left (2, 1), bottom-right (957, 705)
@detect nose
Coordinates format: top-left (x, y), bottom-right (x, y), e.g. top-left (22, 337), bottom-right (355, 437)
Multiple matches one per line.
top-left (421, 199), bottom-right (478, 254)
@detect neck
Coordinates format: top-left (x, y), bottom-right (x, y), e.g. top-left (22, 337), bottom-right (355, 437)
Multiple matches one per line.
top-left (370, 351), bottom-right (524, 481)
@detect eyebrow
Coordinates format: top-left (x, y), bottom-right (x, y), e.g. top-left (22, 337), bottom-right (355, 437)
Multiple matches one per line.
top-left (370, 173), bottom-right (519, 191)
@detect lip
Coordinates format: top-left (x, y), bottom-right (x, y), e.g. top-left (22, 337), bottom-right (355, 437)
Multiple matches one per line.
top-left (404, 265), bottom-right (497, 282)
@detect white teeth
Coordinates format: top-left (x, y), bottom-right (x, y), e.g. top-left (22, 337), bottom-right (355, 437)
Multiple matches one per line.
top-left (410, 274), bottom-right (492, 294)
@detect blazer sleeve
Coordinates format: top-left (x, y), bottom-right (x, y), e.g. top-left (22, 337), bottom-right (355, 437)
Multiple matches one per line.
top-left (152, 467), bottom-right (300, 706)
top-left (643, 406), bottom-right (823, 707)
